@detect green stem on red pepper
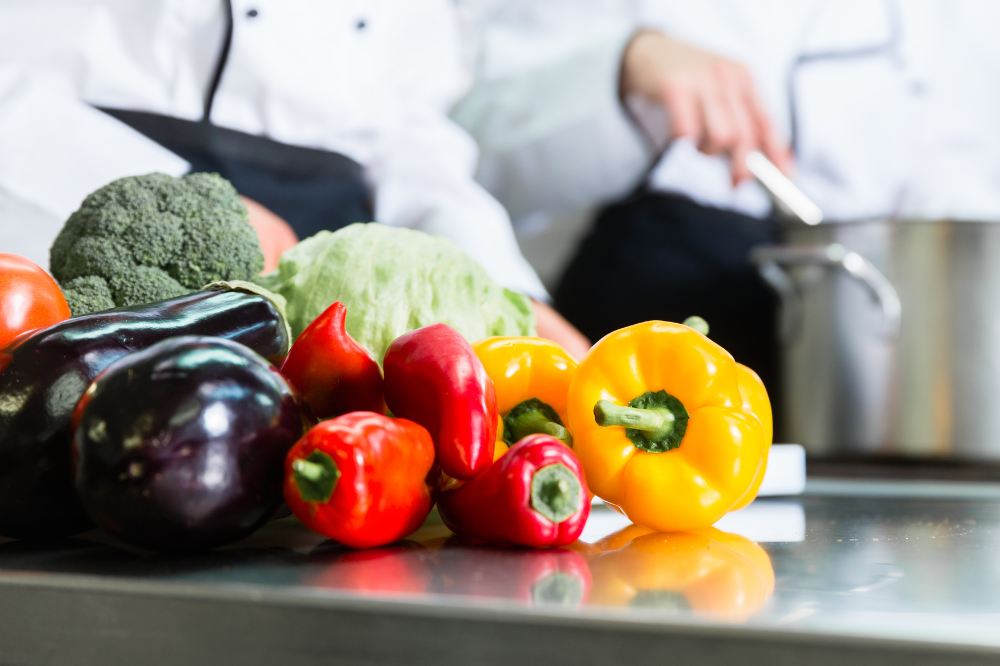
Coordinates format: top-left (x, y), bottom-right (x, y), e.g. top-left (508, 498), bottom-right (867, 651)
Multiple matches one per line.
top-left (291, 450), bottom-right (340, 503)
top-left (530, 463), bottom-right (580, 522)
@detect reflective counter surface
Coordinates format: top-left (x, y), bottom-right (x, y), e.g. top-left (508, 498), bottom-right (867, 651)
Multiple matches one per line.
top-left (2, 483), bottom-right (1000, 665)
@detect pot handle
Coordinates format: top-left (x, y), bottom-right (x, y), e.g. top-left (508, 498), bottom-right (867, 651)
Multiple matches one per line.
top-left (749, 243), bottom-right (901, 340)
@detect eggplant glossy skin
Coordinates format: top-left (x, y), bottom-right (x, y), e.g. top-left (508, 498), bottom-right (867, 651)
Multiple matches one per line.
top-left (0, 289), bottom-right (289, 539)
top-left (73, 336), bottom-right (307, 551)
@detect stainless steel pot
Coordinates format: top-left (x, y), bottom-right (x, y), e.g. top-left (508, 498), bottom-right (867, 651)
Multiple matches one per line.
top-left (752, 219), bottom-right (1000, 460)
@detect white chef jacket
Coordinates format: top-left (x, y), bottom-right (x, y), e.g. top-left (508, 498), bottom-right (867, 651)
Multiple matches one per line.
top-left (0, 0), bottom-right (547, 300)
top-left (454, 0), bottom-right (1000, 223)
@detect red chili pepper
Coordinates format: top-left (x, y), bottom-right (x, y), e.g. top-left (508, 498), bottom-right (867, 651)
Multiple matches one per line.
top-left (382, 323), bottom-right (497, 480)
top-left (437, 434), bottom-right (591, 548)
top-left (284, 412), bottom-right (435, 549)
top-left (280, 301), bottom-right (385, 419)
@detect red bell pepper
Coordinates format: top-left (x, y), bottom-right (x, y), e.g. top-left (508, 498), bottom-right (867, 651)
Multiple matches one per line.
top-left (437, 434), bottom-right (591, 548)
top-left (382, 323), bottom-right (497, 480)
top-left (280, 301), bottom-right (385, 419)
top-left (284, 412), bottom-right (435, 549)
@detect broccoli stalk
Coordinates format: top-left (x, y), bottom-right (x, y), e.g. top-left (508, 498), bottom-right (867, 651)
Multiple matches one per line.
top-left (50, 172), bottom-right (265, 316)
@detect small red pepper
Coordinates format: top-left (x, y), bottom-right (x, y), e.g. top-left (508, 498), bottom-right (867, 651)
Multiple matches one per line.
top-left (284, 412), bottom-right (435, 549)
top-left (383, 323), bottom-right (497, 480)
top-left (437, 434), bottom-right (591, 548)
top-left (280, 301), bottom-right (386, 419)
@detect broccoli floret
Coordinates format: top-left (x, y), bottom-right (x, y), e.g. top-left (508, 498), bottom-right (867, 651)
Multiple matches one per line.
top-left (51, 172), bottom-right (264, 316)
top-left (60, 276), bottom-right (116, 315)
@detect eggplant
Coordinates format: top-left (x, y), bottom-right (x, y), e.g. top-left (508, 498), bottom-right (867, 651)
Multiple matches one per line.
top-left (0, 284), bottom-right (291, 539)
top-left (73, 336), bottom-right (309, 551)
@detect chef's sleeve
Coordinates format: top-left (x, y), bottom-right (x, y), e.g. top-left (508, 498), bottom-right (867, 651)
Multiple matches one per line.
top-left (0, 65), bottom-right (189, 221)
top-left (450, 6), bottom-right (655, 220)
top-left (371, 0), bottom-right (549, 302)
top-left (373, 112), bottom-right (549, 302)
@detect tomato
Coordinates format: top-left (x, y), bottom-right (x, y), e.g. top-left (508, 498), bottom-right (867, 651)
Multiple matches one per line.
top-left (0, 254), bottom-right (71, 350)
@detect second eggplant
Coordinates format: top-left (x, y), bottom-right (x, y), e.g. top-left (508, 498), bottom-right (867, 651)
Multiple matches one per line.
top-left (73, 336), bottom-right (310, 551)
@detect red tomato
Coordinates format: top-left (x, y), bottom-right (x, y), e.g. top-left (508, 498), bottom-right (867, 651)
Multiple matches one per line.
top-left (0, 254), bottom-right (71, 350)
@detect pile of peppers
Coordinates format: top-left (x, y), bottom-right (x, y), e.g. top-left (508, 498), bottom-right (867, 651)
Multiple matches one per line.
top-left (280, 303), bottom-right (592, 549)
top-left (280, 301), bottom-right (772, 550)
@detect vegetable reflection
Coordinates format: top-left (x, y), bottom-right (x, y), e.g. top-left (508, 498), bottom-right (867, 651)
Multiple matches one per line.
top-left (588, 525), bottom-right (774, 621)
top-left (306, 540), bottom-right (434, 595)
top-left (434, 537), bottom-right (592, 607)
top-left (300, 524), bottom-right (770, 620)
top-left (303, 533), bottom-right (592, 606)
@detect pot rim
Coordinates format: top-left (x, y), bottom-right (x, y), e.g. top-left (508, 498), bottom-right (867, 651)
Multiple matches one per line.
top-left (778, 216), bottom-right (1000, 229)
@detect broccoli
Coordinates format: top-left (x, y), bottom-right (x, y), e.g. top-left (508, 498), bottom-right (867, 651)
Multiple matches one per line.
top-left (56, 275), bottom-right (115, 314)
top-left (50, 172), bottom-right (265, 315)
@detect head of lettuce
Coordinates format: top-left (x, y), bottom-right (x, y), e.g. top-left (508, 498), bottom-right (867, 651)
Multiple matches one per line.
top-left (256, 223), bottom-right (536, 363)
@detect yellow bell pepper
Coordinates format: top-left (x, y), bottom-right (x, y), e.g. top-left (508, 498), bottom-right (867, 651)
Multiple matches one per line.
top-left (587, 525), bottom-right (774, 621)
top-left (567, 321), bottom-right (770, 532)
top-left (731, 364), bottom-right (773, 510)
top-left (472, 337), bottom-right (577, 460)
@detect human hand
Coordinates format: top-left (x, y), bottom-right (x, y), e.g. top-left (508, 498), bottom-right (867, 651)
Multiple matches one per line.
top-left (532, 300), bottom-right (591, 361)
top-left (241, 196), bottom-right (299, 272)
top-left (620, 30), bottom-right (793, 184)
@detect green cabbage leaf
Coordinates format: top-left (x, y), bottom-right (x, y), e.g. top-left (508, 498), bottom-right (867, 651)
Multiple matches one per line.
top-left (256, 223), bottom-right (536, 363)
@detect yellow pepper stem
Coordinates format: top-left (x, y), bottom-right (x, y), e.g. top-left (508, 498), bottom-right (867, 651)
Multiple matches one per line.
top-left (682, 316), bottom-right (710, 336)
top-left (504, 398), bottom-right (573, 447)
top-left (594, 390), bottom-right (689, 452)
top-left (594, 400), bottom-right (675, 438)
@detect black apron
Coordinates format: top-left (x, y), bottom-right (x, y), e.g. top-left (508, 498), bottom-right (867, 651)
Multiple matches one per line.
top-left (98, 109), bottom-right (372, 240)
top-left (96, 0), bottom-right (371, 240)
top-left (555, 191), bottom-right (781, 410)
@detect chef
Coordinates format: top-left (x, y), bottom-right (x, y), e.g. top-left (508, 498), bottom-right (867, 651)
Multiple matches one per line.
top-left (0, 0), bottom-right (590, 357)
top-left (455, 0), bottom-right (1000, 390)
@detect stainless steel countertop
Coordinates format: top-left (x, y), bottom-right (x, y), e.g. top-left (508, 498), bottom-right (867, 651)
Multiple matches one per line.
top-left (2, 480), bottom-right (1000, 666)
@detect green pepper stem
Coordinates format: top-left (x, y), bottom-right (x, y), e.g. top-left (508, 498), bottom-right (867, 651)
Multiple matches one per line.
top-left (507, 409), bottom-right (573, 447)
top-left (595, 391), bottom-right (689, 453)
top-left (682, 316), bottom-right (710, 336)
top-left (531, 464), bottom-right (581, 523)
top-left (532, 572), bottom-right (584, 607)
top-left (504, 398), bottom-right (573, 447)
top-left (292, 450), bottom-right (341, 503)
top-left (292, 459), bottom-right (326, 482)
top-left (594, 400), bottom-right (675, 439)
